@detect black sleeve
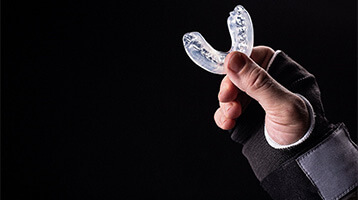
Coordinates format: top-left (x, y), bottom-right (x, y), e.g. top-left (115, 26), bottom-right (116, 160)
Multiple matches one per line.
top-left (229, 51), bottom-right (357, 199)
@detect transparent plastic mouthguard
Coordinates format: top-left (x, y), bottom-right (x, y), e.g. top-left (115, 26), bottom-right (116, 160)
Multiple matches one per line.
top-left (183, 5), bottom-right (253, 75)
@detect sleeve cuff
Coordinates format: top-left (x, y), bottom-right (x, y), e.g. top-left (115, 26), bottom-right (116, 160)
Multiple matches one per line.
top-left (261, 123), bottom-right (357, 200)
top-left (264, 94), bottom-right (316, 149)
top-left (266, 50), bottom-right (282, 72)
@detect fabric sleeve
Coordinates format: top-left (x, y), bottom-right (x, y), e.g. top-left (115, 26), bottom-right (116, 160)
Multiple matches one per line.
top-left (261, 123), bottom-right (357, 200)
top-left (228, 51), bottom-right (357, 199)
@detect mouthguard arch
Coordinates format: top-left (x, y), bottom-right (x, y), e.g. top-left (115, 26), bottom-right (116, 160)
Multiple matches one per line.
top-left (183, 5), bottom-right (253, 74)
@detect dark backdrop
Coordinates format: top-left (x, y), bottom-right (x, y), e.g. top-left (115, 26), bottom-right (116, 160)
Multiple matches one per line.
top-left (2, 0), bottom-right (356, 199)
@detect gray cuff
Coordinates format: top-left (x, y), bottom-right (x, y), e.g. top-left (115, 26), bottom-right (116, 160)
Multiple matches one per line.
top-left (296, 124), bottom-right (358, 200)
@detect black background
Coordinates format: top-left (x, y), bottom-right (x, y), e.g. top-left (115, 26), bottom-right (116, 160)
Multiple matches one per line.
top-left (2, 0), bottom-right (356, 199)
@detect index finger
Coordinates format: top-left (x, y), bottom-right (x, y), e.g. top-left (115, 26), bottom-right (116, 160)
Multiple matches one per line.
top-left (219, 75), bottom-right (239, 102)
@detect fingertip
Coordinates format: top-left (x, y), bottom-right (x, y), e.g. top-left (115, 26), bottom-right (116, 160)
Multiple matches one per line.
top-left (229, 52), bottom-right (247, 73)
top-left (214, 108), bottom-right (222, 127)
top-left (224, 51), bottom-right (235, 68)
top-left (214, 107), bottom-right (236, 130)
top-left (224, 51), bottom-right (246, 64)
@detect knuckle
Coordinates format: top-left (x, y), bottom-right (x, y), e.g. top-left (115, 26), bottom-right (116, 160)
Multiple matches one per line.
top-left (247, 67), bottom-right (273, 92)
top-left (222, 101), bottom-right (240, 119)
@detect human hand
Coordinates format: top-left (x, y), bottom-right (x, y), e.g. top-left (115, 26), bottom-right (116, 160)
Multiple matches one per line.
top-left (214, 46), bottom-right (310, 145)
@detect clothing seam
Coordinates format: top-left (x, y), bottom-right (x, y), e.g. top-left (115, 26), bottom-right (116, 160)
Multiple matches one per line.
top-left (296, 158), bottom-right (325, 199)
top-left (296, 123), bottom-right (357, 200)
top-left (296, 123), bottom-right (343, 160)
top-left (295, 124), bottom-right (343, 200)
top-left (287, 75), bottom-right (315, 90)
top-left (336, 184), bottom-right (358, 200)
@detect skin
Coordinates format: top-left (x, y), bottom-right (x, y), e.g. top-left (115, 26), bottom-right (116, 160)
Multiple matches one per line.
top-left (214, 46), bottom-right (310, 145)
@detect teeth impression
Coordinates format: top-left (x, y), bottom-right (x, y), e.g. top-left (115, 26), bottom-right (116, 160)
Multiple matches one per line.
top-left (183, 5), bottom-right (254, 75)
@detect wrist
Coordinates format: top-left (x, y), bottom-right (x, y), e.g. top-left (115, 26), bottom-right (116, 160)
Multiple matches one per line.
top-left (264, 94), bottom-right (315, 149)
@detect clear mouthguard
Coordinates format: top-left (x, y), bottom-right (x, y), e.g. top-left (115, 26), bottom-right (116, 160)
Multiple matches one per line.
top-left (183, 5), bottom-right (253, 74)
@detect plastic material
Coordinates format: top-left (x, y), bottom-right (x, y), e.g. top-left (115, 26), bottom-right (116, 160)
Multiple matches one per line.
top-left (183, 5), bottom-right (253, 74)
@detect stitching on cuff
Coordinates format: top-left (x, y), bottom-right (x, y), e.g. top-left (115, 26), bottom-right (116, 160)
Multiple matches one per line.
top-left (295, 124), bottom-right (358, 200)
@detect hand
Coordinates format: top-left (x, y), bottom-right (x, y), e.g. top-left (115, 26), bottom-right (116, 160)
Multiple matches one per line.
top-left (214, 46), bottom-right (310, 145)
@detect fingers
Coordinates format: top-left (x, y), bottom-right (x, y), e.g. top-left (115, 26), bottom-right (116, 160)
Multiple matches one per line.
top-left (216, 75), bottom-right (248, 130)
top-left (215, 92), bottom-right (243, 130)
top-left (215, 47), bottom-right (282, 131)
top-left (218, 75), bottom-right (238, 102)
top-left (214, 107), bottom-right (236, 130)
top-left (225, 51), bottom-right (294, 112)
top-left (219, 101), bottom-right (242, 119)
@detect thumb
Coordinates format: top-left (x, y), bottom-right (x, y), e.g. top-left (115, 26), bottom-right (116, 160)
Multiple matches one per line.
top-left (225, 51), bottom-right (294, 112)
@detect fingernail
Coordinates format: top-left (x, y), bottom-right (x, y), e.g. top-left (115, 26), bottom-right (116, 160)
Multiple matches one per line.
top-left (229, 52), bottom-right (245, 73)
